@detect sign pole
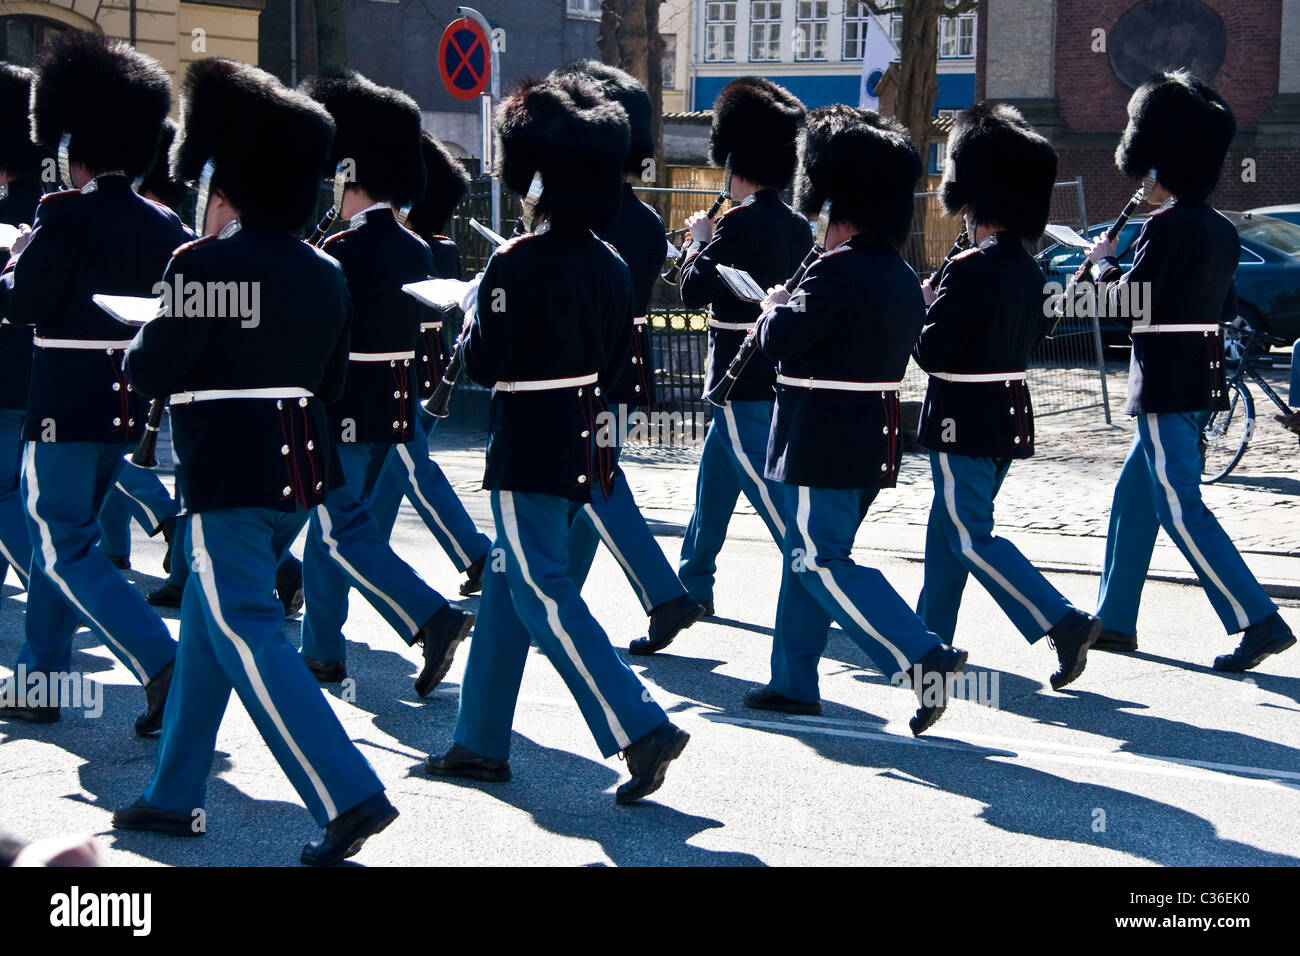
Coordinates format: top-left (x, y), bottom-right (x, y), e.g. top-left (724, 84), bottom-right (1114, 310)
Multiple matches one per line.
top-left (457, 5), bottom-right (500, 236)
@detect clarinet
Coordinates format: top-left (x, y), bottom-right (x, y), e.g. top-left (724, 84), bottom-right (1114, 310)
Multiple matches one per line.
top-left (929, 228), bottom-right (971, 284)
top-left (129, 399), bottom-right (165, 469)
top-left (663, 160), bottom-right (731, 286)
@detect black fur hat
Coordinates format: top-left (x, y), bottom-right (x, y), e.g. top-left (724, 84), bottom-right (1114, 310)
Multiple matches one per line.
top-left (138, 118), bottom-right (185, 212)
top-left (555, 60), bottom-right (652, 175)
top-left (709, 77), bottom-right (805, 189)
top-left (29, 30), bottom-right (170, 178)
top-left (1115, 70), bottom-right (1235, 203)
top-left (299, 68), bottom-right (426, 206)
top-left (795, 106), bottom-right (921, 249)
top-left (173, 59), bottom-right (335, 232)
top-left (0, 64), bottom-right (42, 178)
top-left (496, 75), bottom-right (629, 229)
top-left (406, 131), bottom-right (470, 237)
top-left (940, 102), bottom-right (1058, 239)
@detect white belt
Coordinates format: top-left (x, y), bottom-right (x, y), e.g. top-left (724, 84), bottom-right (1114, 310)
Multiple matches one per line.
top-left (707, 317), bottom-right (756, 331)
top-left (776, 374), bottom-right (902, 393)
top-left (170, 386), bottom-right (313, 406)
top-left (929, 370), bottom-right (1027, 383)
top-left (494, 372), bottom-right (598, 394)
top-left (420, 322), bottom-right (443, 331)
top-left (1130, 323), bottom-right (1219, 334)
top-left (349, 350), bottom-right (415, 362)
top-left (633, 316), bottom-right (648, 326)
top-left (33, 336), bottom-right (134, 351)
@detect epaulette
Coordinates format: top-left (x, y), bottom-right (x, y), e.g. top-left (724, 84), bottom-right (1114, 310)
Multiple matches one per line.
top-left (38, 189), bottom-right (79, 205)
top-left (716, 203), bottom-right (744, 222)
top-left (951, 246), bottom-right (983, 262)
top-left (497, 233), bottom-right (535, 254)
top-left (431, 235), bottom-right (453, 243)
top-left (820, 245), bottom-right (853, 259)
top-left (171, 234), bottom-right (219, 258)
top-left (322, 227), bottom-right (358, 247)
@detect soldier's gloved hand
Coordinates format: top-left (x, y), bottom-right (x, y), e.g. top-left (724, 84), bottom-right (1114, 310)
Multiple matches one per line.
top-left (686, 210), bottom-right (714, 245)
top-left (1086, 234), bottom-right (1117, 264)
top-left (921, 277), bottom-right (938, 306)
top-left (459, 271), bottom-right (485, 314)
top-left (761, 284), bottom-right (790, 312)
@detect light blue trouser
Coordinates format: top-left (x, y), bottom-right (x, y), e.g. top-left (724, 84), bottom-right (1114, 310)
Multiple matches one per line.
top-left (769, 484), bottom-right (943, 704)
top-left (454, 489), bottom-right (668, 760)
top-left (0, 410), bottom-right (29, 590)
top-left (300, 442), bottom-right (447, 663)
top-left (678, 400), bottom-right (787, 605)
top-left (1097, 412), bottom-right (1277, 636)
top-left (567, 405), bottom-right (687, 614)
top-left (96, 465), bottom-right (177, 561)
top-left (368, 407), bottom-right (490, 574)
top-left (917, 452), bottom-right (1073, 645)
top-left (144, 508), bottom-right (383, 827)
top-left (17, 441), bottom-right (175, 684)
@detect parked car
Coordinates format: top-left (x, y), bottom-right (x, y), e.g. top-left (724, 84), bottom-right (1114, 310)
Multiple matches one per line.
top-left (1246, 204), bottom-right (1300, 227)
top-left (1037, 211), bottom-right (1300, 361)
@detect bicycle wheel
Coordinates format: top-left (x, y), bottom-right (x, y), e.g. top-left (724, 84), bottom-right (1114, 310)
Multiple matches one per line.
top-left (1200, 380), bottom-right (1254, 483)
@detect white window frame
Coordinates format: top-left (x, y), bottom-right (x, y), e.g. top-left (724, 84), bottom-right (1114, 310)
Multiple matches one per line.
top-left (842, 1), bottom-right (873, 61)
top-left (704, 2), bottom-right (738, 63)
top-left (939, 11), bottom-right (976, 59)
top-left (566, 0), bottom-right (602, 20)
top-left (662, 33), bottom-right (678, 90)
top-left (794, 0), bottom-right (829, 62)
top-left (750, 0), bottom-right (783, 63)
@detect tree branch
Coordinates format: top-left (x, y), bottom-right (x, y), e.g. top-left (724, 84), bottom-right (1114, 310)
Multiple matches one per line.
top-left (858, 1), bottom-right (905, 15)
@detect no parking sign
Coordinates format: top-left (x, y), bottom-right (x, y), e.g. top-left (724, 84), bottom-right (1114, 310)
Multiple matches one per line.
top-left (439, 17), bottom-right (491, 101)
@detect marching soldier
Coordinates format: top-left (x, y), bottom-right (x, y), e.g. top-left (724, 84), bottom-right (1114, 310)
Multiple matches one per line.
top-left (1087, 71), bottom-right (1295, 670)
top-left (677, 78), bottom-right (812, 623)
top-left (914, 103), bottom-right (1101, 689)
top-left (0, 63), bottom-right (43, 593)
top-left (750, 106), bottom-right (968, 735)
top-left (554, 60), bottom-right (706, 655)
top-left (0, 32), bottom-right (184, 733)
top-left (296, 69), bottom-right (474, 692)
top-left (113, 58), bottom-right (397, 865)
top-left (425, 76), bottom-right (689, 803)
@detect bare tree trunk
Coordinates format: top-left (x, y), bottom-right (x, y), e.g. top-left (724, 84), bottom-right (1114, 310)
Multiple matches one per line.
top-left (600, 0), bottom-right (667, 194)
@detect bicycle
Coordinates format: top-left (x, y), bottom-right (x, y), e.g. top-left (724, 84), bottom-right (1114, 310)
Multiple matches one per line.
top-left (1199, 325), bottom-right (1294, 483)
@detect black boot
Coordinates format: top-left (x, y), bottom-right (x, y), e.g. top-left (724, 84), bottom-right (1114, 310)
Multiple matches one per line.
top-left (700, 600), bottom-right (715, 618)
top-left (459, 555), bottom-right (486, 597)
top-left (147, 582), bottom-right (184, 608)
top-left (276, 555), bottom-right (304, 618)
top-left (629, 595), bottom-right (706, 656)
top-left (134, 660), bottom-right (174, 736)
top-left (616, 721), bottom-right (689, 805)
top-left (105, 553), bottom-right (130, 571)
top-left (1048, 609), bottom-right (1102, 690)
top-left (112, 797), bottom-right (201, 837)
top-left (425, 743), bottom-right (511, 782)
top-left (1093, 628), bottom-right (1138, 653)
top-left (0, 691), bottom-right (59, 725)
top-left (159, 515), bottom-right (177, 575)
top-left (303, 656), bottom-right (346, 684)
top-left (1214, 612), bottom-right (1297, 672)
top-left (743, 685), bottom-right (822, 716)
top-left (907, 644), bottom-right (969, 737)
top-left (300, 792), bottom-right (398, 866)
top-left (414, 605), bottom-right (474, 698)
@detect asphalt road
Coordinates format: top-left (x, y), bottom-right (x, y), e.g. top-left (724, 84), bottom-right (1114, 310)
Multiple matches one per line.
top-left (2, 508), bottom-right (1298, 867)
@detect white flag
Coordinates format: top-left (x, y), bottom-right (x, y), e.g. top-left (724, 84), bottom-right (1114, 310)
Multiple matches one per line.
top-left (858, 14), bottom-right (899, 110)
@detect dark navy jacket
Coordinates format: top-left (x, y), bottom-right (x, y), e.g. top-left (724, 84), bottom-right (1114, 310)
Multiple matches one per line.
top-left (464, 223), bottom-right (632, 502)
top-left (914, 233), bottom-right (1044, 459)
top-left (1095, 201), bottom-right (1236, 416)
top-left (0, 177), bottom-right (43, 410)
top-left (0, 176), bottom-right (189, 442)
top-left (680, 190), bottom-right (812, 402)
top-left (416, 235), bottom-right (462, 398)
top-left (598, 183), bottom-right (664, 408)
top-left (322, 206), bottom-right (431, 444)
top-left (757, 236), bottom-right (924, 489)
top-left (126, 225), bottom-right (351, 514)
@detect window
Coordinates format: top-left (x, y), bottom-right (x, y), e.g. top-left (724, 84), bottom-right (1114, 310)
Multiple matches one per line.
top-left (842, 1), bottom-right (873, 60)
top-left (566, 0), bottom-right (602, 20)
top-left (795, 0), bottom-right (828, 61)
top-left (750, 1), bottom-right (782, 62)
top-left (939, 12), bottom-right (976, 58)
top-left (933, 111), bottom-right (956, 174)
top-left (662, 34), bottom-right (678, 89)
top-left (705, 2), bottom-right (737, 63)
top-left (0, 15), bottom-right (67, 66)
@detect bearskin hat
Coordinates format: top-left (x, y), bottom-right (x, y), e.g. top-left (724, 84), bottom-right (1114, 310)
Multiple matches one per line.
top-left (405, 131), bottom-right (470, 238)
top-left (709, 77), bottom-right (805, 189)
top-left (555, 60), bottom-right (653, 175)
top-left (29, 30), bottom-right (171, 178)
top-left (173, 58), bottom-right (335, 233)
top-left (496, 75), bottom-right (629, 230)
top-left (137, 118), bottom-right (185, 212)
top-left (794, 106), bottom-right (920, 249)
top-left (940, 102), bottom-right (1058, 239)
top-left (0, 64), bottom-right (42, 178)
top-left (1115, 70), bottom-right (1235, 204)
top-left (299, 68), bottom-right (426, 206)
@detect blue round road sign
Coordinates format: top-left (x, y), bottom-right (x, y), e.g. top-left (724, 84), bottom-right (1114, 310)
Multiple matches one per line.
top-left (439, 17), bottom-right (490, 101)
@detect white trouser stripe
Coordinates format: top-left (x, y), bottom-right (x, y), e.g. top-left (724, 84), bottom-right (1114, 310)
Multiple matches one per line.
top-left (113, 479), bottom-right (161, 533)
top-left (582, 502), bottom-right (652, 611)
top-left (795, 485), bottom-right (910, 674)
top-left (500, 490), bottom-right (631, 749)
top-left (191, 514), bottom-right (337, 820)
top-left (0, 534), bottom-right (29, 586)
top-left (395, 444), bottom-right (471, 569)
top-left (316, 504), bottom-right (418, 637)
top-left (721, 404), bottom-right (786, 539)
top-left (938, 453), bottom-right (1052, 632)
top-left (1145, 414), bottom-right (1249, 629)
top-left (22, 446), bottom-right (148, 682)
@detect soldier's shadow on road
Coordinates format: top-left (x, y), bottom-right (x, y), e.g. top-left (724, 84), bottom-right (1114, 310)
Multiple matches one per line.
top-left (1124, 648), bottom-right (1300, 708)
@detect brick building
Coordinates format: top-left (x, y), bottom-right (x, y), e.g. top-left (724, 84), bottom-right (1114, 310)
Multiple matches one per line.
top-left (978, 0), bottom-right (1300, 219)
